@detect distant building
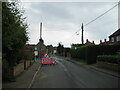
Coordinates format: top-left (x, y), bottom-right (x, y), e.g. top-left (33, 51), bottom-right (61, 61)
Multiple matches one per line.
top-left (36, 38), bottom-right (47, 57)
top-left (53, 47), bottom-right (57, 54)
top-left (25, 44), bottom-right (36, 51)
top-left (47, 45), bottom-right (54, 54)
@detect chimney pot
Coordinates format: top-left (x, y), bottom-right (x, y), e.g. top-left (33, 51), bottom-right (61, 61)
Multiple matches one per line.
top-left (86, 39), bottom-right (89, 42)
top-left (104, 39), bottom-right (106, 42)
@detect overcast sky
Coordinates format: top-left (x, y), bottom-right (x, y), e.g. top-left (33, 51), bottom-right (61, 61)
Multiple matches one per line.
top-left (21, 1), bottom-right (119, 47)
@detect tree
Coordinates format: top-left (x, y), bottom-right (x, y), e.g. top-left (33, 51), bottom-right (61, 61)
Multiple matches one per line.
top-left (57, 43), bottom-right (64, 55)
top-left (2, 1), bottom-right (28, 81)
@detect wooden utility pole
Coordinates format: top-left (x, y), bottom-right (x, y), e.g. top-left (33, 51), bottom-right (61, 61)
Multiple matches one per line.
top-left (81, 23), bottom-right (84, 45)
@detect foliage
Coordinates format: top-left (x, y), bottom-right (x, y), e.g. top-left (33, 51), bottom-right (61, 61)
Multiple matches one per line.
top-left (22, 50), bottom-right (34, 60)
top-left (2, 1), bottom-right (28, 67)
top-left (85, 45), bottom-right (99, 64)
top-left (97, 55), bottom-right (120, 64)
top-left (64, 48), bottom-right (70, 53)
top-left (71, 44), bottom-right (85, 48)
top-left (2, 59), bottom-right (11, 80)
top-left (47, 45), bottom-right (53, 54)
top-left (70, 45), bottom-right (86, 60)
top-left (70, 45), bottom-right (120, 64)
top-left (57, 43), bottom-right (64, 55)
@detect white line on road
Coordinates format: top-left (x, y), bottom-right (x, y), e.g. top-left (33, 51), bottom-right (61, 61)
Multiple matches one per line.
top-left (28, 64), bottom-right (42, 88)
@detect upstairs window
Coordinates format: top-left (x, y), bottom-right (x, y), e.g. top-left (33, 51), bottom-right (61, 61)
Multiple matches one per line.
top-left (111, 37), bottom-right (114, 42)
top-left (116, 35), bottom-right (120, 41)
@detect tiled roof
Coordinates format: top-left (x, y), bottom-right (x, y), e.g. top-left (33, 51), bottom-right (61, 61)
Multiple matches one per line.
top-left (109, 28), bottom-right (120, 37)
top-left (85, 41), bottom-right (94, 45)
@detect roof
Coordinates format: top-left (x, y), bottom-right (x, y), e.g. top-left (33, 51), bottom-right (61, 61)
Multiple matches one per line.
top-left (109, 28), bottom-right (120, 37)
top-left (85, 41), bottom-right (94, 45)
top-left (26, 44), bottom-right (36, 47)
top-left (100, 41), bottom-right (110, 45)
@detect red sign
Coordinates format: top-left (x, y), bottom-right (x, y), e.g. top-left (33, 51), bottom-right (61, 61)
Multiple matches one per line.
top-left (41, 58), bottom-right (51, 64)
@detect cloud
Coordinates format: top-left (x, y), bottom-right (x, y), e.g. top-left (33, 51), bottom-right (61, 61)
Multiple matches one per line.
top-left (21, 2), bottom-right (118, 47)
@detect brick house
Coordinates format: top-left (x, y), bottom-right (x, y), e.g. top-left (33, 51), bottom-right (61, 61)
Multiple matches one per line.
top-left (109, 28), bottom-right (120, 44)
top-left (85, 39), bottom-right (95, 45)
top-left (100, 28), bottom-right (120, 45)
top-left (25, 44), bottom-right (36, 51)
top-left (36, 38), bottom-right (47, 57)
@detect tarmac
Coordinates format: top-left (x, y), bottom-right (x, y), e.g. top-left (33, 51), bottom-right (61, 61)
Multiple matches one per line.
top-left (2, 56), bottom-right (120, 88)
top-left (59, 56), bottom-right (120, 78)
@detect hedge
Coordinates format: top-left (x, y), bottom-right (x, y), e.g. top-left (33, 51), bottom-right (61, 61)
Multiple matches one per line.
top-left (97, 55), bottom-right (120, 64)
top-left (70, 46), bottom-right (86, 60)
top-left (85, 45), bottom-right (99, 64)
top-left (70, 45), bottom-right (120, 64)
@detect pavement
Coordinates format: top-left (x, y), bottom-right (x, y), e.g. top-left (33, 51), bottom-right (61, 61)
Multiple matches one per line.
top-left (2, 60), bottom-right (41, 88)
top-left (57, 56), bottom-right (120, 78)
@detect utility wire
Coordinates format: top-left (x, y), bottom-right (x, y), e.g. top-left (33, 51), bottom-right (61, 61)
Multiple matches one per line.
top-left (62, 1), bottom-right (120, 44)
top-left (84, 2), bottom-right (120, 26)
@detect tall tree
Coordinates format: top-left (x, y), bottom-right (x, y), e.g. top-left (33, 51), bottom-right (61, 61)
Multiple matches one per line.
top-left (2, 1), bottom-right (28, 67)
top-left (57, 43), bottom-right (64, 55)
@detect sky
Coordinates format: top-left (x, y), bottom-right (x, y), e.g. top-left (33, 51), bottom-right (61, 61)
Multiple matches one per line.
top-left (20, 0), bottom-right (119, 47)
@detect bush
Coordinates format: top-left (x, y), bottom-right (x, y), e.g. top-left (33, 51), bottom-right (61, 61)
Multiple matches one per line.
top-left (98, 45), bottom-right (120, 55)
top-left (2, 59), bottom-right (11, 80)
top-left (70, 45), bottom-right (120, 64)
top-left (86, 45), bottom-right (99, 64)
top-left (22, 50), bottom-right (34, 60)
top-left (70, 46), bottom-right (86, 60)
top-left (97, 55), bottom-right (119, 64)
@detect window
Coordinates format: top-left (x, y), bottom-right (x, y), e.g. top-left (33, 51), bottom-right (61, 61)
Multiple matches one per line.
top-left (111, 37), bottom-right (114, 42)
top-left (116, 35), bottom-right (120, 41)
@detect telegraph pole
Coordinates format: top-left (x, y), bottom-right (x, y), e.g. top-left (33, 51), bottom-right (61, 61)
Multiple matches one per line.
top-left (81, 23), bottom-right (84, 45)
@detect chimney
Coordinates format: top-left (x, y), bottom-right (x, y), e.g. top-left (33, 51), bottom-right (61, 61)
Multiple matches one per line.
top-left (100, 40), bottom-right (102, 44)
top-left (104, 39), bottom-right (106, 42)
top-left (86, 39), bottom-right (89, 43)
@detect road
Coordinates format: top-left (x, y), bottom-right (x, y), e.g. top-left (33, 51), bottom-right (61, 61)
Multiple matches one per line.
top-left (31, 56), bottom-right (119, 88)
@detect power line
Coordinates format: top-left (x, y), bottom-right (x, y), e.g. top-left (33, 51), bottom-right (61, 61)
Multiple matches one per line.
top-left (62, 1), bottom-right (120, 45)
top-left (84, 2), bottom-right (120, 27)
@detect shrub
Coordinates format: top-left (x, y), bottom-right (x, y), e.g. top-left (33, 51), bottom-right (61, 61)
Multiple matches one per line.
top-left (97, 55), bottom-right (119, 64)
top-left (70, 45), bottom-right (120, 64)
top-left (2, 59), bottom-right (11, 80)
top-left (86, 45), bottom-right (99, 64)
top-left (70, 46), bottom-right (86, 60)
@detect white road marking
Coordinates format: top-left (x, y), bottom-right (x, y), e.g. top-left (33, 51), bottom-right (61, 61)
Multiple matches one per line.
top-left (28, 64), bottom-right (42, 88)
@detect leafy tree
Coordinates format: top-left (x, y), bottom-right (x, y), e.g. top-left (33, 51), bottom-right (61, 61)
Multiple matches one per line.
top-left (71, 44), bottom-right (85, 48)
top-left (2, 1), bottom-right (28, 67)
top-left (57, 43), bottom-right (64, 55)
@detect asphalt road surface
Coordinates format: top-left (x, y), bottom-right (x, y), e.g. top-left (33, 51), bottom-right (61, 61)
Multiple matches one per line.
top-left (31, 56), bottom-right (119, 88)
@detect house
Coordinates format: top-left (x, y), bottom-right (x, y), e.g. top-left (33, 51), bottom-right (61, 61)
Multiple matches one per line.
top-left (109, 28), bottom-right (120, 44)
top-left (100, 28), bottom-right (120, 45)
top-left (47, 45), bottom-right (54, 54)
top-left (85, 39), bottom-right (95, 45)
top-left (25, 44), bottom-right (36, 51)
top-left (36, 38), bottom-right (47, 57)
